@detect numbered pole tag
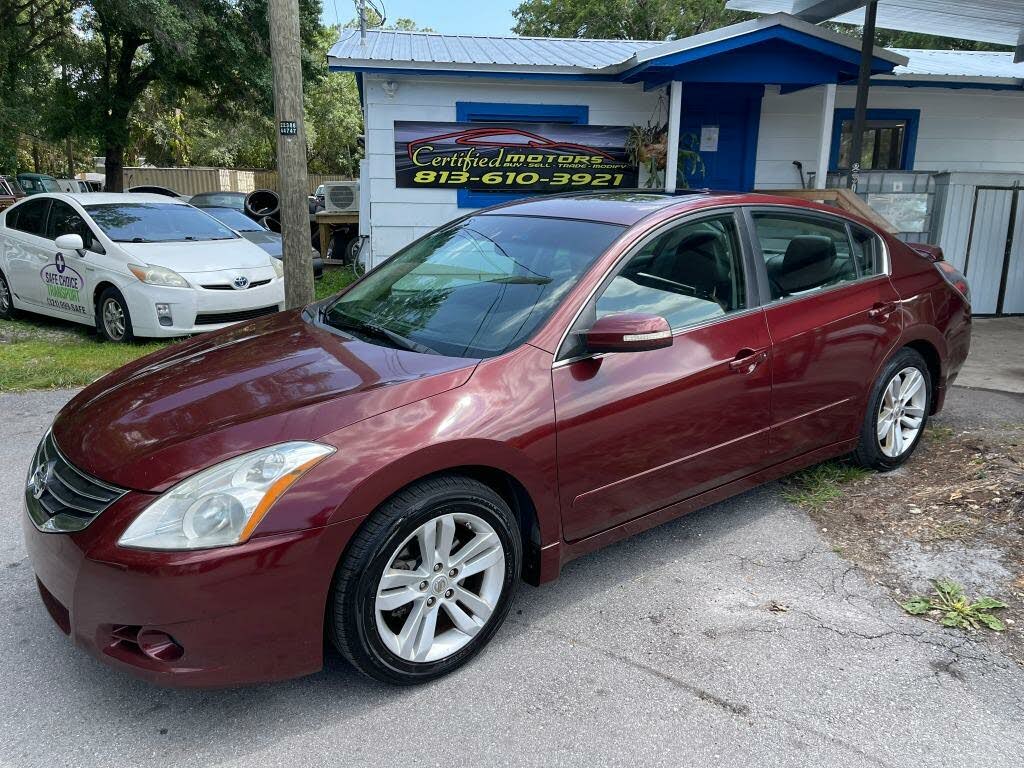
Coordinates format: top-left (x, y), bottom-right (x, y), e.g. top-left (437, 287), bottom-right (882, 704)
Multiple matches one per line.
top-left (279, 121), bottom-right (298, 136)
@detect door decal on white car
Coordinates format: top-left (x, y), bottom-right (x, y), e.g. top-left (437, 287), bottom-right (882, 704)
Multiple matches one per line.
top-left (40, 253), bottom-right (88, 315)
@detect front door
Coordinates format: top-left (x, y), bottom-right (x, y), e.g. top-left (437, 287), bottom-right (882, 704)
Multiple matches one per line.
top-left (42, 199), bottom-right (95, 321)
top-left (678, 85), bottom-right (763, 192)
top-left (553, 211), bottom-right (771, 543)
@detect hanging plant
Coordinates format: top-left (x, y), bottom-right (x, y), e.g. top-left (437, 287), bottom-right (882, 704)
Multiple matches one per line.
top-left (626, 122), bottom-right (668, 189)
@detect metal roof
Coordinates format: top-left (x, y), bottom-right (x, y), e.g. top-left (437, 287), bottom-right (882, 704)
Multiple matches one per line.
top-left (328, 28), bottom-right (659, 75)
top-left (891, 49), bottom-right (1024, 81)
top-left (328, 13), bottom-right (904, 75)
top-left (726, 1), bottom-right (1024, 62)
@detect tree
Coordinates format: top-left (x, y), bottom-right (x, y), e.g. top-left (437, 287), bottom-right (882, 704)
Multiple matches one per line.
top-left (512, 0), bottom-right (748, 40)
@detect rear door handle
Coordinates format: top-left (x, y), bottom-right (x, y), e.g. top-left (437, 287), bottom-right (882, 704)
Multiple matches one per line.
top-left (728, 348), bottom-right (768, 374)
top-left (867, 301), bottom-right (898, 320)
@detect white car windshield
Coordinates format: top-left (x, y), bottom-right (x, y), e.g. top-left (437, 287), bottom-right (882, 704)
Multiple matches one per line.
top-left (85, 203), bottom-right (239, 243)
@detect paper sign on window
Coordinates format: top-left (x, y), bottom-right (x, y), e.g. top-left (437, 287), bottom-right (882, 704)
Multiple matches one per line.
top-left (700, 125), bottom-right (719, 153)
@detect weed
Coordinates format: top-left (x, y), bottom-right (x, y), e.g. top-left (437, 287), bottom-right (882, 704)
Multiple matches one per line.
top-left (781, 461), bottom-right (871, 511)
top-left (902, 579), bottom-right (1007, 631)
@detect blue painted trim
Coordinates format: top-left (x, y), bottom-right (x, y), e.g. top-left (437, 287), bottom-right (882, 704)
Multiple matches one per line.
top-left (618, 27), bottom-right (896, 83)
top-left (328, 65), bottom-right (617, 82)
top-left (454, 101), bottom-right (589, 209)
top-left (869, 79), bottom-right (1022, 91)
top-left (829, 108), bottom-right (920, 171)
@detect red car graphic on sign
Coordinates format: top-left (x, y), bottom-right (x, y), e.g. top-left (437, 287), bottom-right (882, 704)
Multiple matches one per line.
top-left (406, 127), bottom-right (618, 161)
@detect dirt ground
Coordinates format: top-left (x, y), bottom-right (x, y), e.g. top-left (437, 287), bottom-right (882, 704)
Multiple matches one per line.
top-left (802, 390), bottom-right (1024, 664)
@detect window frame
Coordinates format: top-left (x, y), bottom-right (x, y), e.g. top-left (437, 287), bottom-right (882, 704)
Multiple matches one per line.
top-left (453, 101), bottom-right (589, 210)
top-left (45, 199), bottom-right (105, 254)
top-left (740, 205), bottom-right (890, 308)
top-left (554, 207), bottom-right (763, 364)
top-left (829, 108), bottom-right (920, 172)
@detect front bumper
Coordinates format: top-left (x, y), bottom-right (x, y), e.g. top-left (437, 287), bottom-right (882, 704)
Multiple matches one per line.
top-left (22, 488), bottom-right (359, 688)
top-left (123, 278), bottom-right (285, 338)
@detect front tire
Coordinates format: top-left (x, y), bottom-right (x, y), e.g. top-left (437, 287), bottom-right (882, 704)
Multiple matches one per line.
top-left (852, 348), bottom-right (931, 470)
top-left (329, 475), bottom-right (521, 685)
top-left (96, 286), bottom-right (135, 343)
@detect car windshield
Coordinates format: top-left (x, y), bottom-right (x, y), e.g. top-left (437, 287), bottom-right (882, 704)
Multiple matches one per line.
top-left (84, 203), bottom-right (239, 242)
top-left (199, 206), bottom-right (262, 232)
top-left (322, 214), bottom-right (623, 359)
top-left (191, 193), bottom-right (244, 209)
top-left (39, 177), bottom-right (61, 192)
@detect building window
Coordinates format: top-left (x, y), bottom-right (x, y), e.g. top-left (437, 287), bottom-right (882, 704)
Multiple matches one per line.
top-left (830, 108), bottom-right (919, 172)
top-left (454, 101), bottom-right (589, 209)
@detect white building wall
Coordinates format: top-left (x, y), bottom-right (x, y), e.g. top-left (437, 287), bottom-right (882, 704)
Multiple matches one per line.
top-left (362, 74), bottom-right (661, 263)
top-left (754, 84), bottom-right (1024, 189)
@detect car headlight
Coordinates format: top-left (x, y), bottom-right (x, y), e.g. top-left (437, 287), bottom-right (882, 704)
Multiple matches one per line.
top-left (128, 263), bottom-right (189, 288)
top-left (117, 442), bottom-right (335, 550)
top-left (272, 258), bottom-right (284, 278)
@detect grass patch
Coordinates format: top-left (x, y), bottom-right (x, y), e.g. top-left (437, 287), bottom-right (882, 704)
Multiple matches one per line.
top-left (781, 460), bottom-right (871, 511)
top-left (0, 319), bottom-right (168, 392)
top-left (903, 578), bottom-right (1007, 631)
top-left (315, 266), bottom-right (357, 301)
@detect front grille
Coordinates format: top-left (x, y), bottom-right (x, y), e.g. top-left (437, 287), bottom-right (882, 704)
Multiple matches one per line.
top-left (25, 432), bottom-right (127, 533)
top-left (194, 305), bottom-right (279, 326)
top-left (200, 279), bottom-right (272, 291)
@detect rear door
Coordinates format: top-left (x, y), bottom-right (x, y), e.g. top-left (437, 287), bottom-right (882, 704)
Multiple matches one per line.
top-left (553, 210), bottom-right (772, 542)
top-left (745, 208), bottom-right (902, 461)
top-left (3, 197), bottom-right (52, 308)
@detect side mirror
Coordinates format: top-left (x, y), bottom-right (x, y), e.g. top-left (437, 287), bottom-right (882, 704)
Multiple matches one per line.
top-left (55, 233), bottom-right (85, 254)
top-left (584, 313), bottom-right (673, 354)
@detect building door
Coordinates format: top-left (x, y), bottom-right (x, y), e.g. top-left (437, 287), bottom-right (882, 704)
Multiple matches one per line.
top-left (964, 186), bottom-right (1023, 315)
top-left (677, 84), bottom-right (763, 192)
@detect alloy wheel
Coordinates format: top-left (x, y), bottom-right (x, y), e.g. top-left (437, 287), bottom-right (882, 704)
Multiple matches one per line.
top-left (877, 366), bottom-right (926, 458)
top-left (102, 298), bottom-right (126, 341)
top-left (374, 511), bottom-right (505, 663)
top-left (0, 277), bottom-right (10, 314)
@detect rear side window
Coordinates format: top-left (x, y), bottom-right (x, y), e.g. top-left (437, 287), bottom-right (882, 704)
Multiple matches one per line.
top-left (752, 213), bottom-right (857, 300)
top-left (9, 198), bottom-right (50, 236)
top-left (850, 225), bottom-right (882, 276)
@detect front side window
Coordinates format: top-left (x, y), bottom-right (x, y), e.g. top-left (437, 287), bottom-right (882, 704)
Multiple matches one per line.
top-left (596, 214), bottom-right (747, 330)
top-left (84, 203), bottom-right (238, 243)
top-left (753, 213), bottom-right (858, 300)
top-left (837, 119), bottom-right (907, 171)
top-left (47, 200), bottom-right (101, 252)
top-left (323, 215), bottom-right (623, 359)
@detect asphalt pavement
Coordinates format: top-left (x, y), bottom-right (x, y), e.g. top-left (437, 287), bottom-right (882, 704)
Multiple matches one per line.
top-left (2, 387), bottom-right (1023, 768)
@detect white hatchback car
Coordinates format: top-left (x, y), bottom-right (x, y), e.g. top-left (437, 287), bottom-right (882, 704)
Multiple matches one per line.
top-left (0, 193), bottom-right (285, 342)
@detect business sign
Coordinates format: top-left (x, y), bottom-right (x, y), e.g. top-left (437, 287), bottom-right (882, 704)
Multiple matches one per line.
top-left (395, 121), bottom-right (639, 192)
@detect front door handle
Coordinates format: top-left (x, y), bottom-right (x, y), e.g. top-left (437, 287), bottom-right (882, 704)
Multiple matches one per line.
top-left (867, 301), bottom-right (898, 321)
top-left (728, 348), bottom-right (768, 375)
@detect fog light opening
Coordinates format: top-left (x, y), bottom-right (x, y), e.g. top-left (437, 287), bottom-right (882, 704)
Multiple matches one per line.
top-left (137, 628), bottom-right (184, 661)
top-left (155, 303), bottom-right (173, 327)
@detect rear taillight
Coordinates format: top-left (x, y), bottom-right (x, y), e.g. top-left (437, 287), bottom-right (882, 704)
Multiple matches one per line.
top-left (935, 261), bottom-right (970, 305)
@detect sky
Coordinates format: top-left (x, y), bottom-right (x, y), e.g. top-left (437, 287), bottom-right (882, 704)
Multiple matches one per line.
top-left (321, 0), bottom-right (520, 36)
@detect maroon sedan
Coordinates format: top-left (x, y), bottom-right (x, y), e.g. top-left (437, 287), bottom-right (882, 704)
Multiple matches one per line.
top-left (22, 192), bottom-right (971, 686)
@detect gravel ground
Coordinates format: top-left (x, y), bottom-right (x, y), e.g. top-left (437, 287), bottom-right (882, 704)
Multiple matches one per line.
top-left (2, 387), bottom-right (1023, 768)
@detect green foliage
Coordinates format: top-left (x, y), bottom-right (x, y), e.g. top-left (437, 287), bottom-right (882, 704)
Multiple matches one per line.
top-left (315, 266), bottom-right (357, 300)
top-left (902, 579), bottom-right (1007, 631)
top-left (512, 0), bottom-right (750, 40)
top-left (780, 461), bottom-right (870, 511)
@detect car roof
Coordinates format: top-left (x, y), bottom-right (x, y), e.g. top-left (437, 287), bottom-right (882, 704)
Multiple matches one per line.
top-left (15, 192), bottom-right (189, 205)
top-left (477, 190), bottom-right (869, 228)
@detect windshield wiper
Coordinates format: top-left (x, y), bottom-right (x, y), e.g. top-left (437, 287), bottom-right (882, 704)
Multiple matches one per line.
top-left (324, 311), bottom-right (439, 355)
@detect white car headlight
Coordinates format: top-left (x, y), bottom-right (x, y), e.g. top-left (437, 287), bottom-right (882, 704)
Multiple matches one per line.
top-left (118, 442), bottom-right (335, 550)
top-left (272, 258), bottom-right (284, 278)
top-left (128, 263), bottom-right (190, 288)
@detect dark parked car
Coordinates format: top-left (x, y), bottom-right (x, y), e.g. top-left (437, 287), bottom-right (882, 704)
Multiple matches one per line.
top-left (22, 191), bottom-right (970, 688)
top-left (197, 205), bottom-right (324, 279)
top-left (126, 185), bottom-right (184, 198)
top-left (16, 172), bottom-right (60, 195)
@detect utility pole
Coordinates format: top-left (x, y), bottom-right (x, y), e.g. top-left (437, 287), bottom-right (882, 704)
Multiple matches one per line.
top-left (268, 0), bottom-right (314, 308)
top-left (847, 0), bottom-right (878, 191)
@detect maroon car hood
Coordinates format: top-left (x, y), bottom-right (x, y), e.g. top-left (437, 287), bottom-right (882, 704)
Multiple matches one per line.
top-left (52, 310), bottom-right (476, 491)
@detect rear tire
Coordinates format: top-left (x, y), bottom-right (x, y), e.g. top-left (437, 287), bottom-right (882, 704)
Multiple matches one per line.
top-left (852, 348), bottom-right (931, 471)
top-left (96, 286), bottom-right (135, 343)
top-left (0, 270), bottom-right (16, 320)
top-left (329, 475), bottom-right (521, 685)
